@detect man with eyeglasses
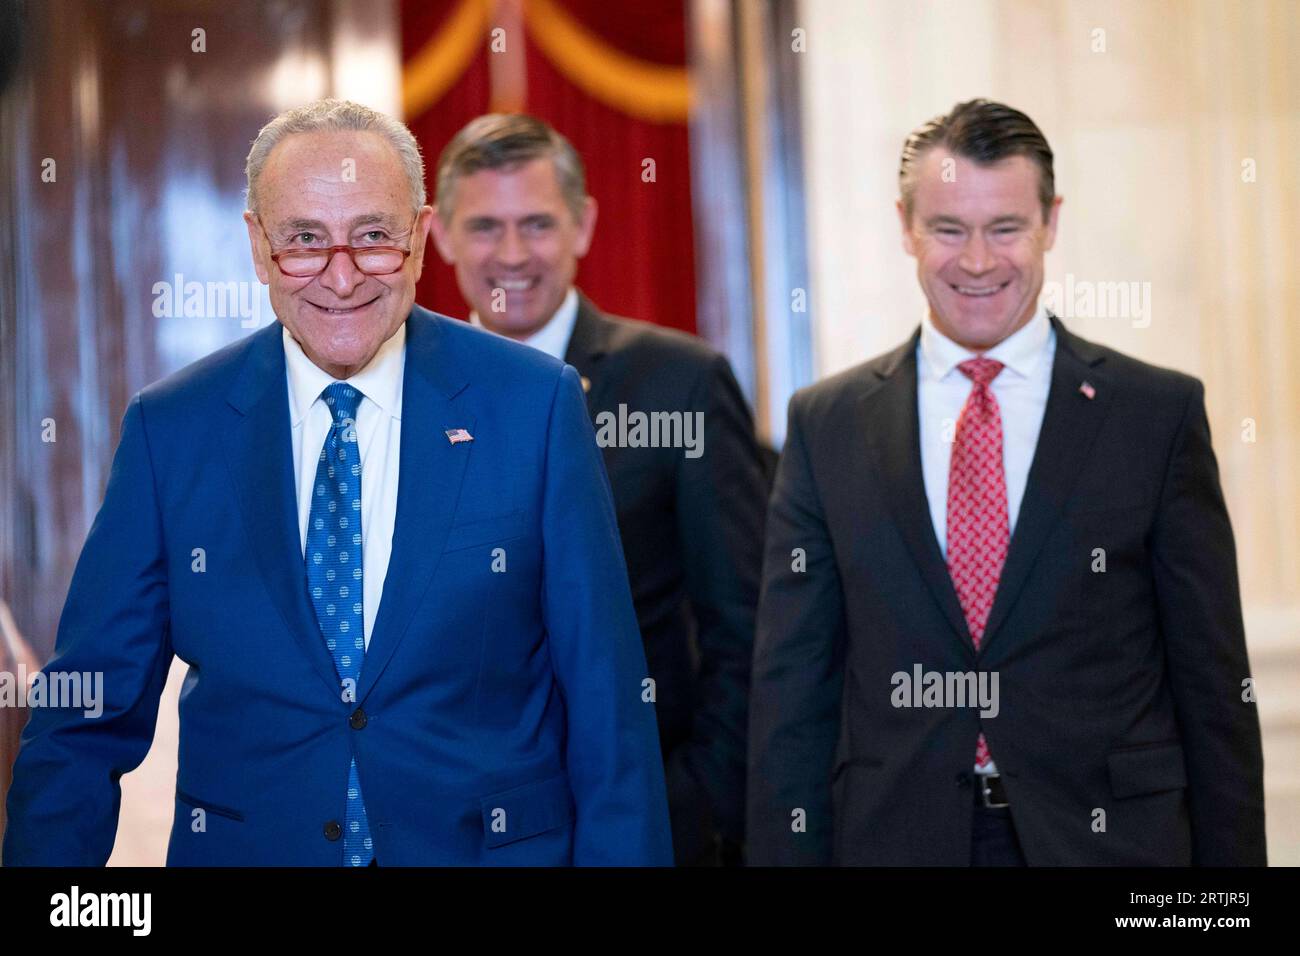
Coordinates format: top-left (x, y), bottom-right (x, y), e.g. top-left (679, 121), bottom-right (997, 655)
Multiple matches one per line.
top-left (3, 99), bottom-right (672, 867)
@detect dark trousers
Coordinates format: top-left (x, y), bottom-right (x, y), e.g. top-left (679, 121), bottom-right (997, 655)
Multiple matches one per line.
top-left (970, 804), bottom-right (1028, 866)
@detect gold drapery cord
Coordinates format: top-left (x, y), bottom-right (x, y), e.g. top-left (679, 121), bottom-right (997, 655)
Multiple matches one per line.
top-left (402, 0), bottom-right (491, 118)
top-left (402, 0), bottom-right (691, 123)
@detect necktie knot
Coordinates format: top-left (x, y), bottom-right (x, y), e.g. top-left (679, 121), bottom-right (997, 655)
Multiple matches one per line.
top-left (957, 357), bottom-right (1004, 389)
top-left (321, 382), bottom-right (363, 424)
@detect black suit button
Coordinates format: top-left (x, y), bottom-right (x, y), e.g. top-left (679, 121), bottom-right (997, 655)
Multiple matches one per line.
top-left (349, 708), bottom-right (367, 730)
top-left (324, 820), bottom-right (342, 841)
top-left (956, 771), bottom-right (972, 788)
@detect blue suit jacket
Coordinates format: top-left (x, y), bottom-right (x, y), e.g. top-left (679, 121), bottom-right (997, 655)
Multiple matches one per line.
top-left (3, 306), bottom-right (673, 865)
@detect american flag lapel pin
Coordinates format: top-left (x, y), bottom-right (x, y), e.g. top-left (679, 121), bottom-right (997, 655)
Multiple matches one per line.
top-left (445, 428), bottom-right (474, 445)
top-left (1079, 381), bottom-right (1096, 400)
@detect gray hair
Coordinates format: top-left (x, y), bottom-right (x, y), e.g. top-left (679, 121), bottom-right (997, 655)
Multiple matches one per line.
top-left (244, 98), bottom-right (426, 214)
top-left (435, 113), bottom-right (587, 224)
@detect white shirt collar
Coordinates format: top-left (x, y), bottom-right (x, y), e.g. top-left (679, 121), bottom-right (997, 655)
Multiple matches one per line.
top-left (919, 304), bottom-right (1052, 382)
top-left (283, 320), bottom-right (406, 427)
top-left (470, 287), bottom-right (579, 361)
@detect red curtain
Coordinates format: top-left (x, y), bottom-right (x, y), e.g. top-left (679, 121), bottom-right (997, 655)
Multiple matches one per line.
top-left (401, 1), bottom-right (492, 324)
top-left (401, 0), bottom-right (697, 334)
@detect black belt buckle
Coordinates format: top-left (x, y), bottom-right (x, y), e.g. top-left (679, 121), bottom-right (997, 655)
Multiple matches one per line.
top-left (976, 772), bottom-right (1009, 808)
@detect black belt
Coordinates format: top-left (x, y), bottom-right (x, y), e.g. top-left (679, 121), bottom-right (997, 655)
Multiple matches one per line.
top-left (974, 772), bottom-right (1009, 808)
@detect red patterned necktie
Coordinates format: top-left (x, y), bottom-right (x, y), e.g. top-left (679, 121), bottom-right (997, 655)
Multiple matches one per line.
top-left (946, 357), bottom-right (1008, 769)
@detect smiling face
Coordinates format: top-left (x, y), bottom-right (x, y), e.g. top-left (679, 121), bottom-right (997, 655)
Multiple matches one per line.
top-left (898, 149), bottom-right (1061, 352)
top-left (244, 129), bottom-right (434, 378)
top-left (431, 156), bottom-right (596, 340)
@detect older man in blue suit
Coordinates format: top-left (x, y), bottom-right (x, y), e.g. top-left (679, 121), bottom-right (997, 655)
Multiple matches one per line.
top-left (3, 99), bottom-right (671, 866)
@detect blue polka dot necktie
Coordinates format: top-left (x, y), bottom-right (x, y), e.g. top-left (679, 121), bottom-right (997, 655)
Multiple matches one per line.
top-left (306, 382), bottom-right (374, 866)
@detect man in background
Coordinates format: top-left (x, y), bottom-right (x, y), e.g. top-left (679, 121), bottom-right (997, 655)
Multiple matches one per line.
top-left (432, 114), bottom-right (767, 865)
top-left (748, 99), bottom-right (1265, 866)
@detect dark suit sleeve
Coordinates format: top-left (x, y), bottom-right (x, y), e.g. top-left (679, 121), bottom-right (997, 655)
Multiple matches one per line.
top-left (3, 395), bottom-right (173, 866)
top-left (1151, 380), bottom-right (1266, 865)
top-left (540, 365), bottom-right (673, 865)
top-left (668, 354), bottom-right (766, 858)
top-left (747, 392), bottom-right (846, 865)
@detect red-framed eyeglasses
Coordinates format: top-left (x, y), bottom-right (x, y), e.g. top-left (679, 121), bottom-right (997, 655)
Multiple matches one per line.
top-left (258, 215), bottom-right (418, 278)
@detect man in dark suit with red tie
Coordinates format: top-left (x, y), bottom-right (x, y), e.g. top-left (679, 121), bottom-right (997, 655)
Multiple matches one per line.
top-left (747, 99), bottom-right (1266, 866)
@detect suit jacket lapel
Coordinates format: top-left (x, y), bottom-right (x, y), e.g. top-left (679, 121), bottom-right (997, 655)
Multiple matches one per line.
top-left (979, 316), bottom-right (1112, 652)
top-left (861, 332), bottom-right (974, 649)
top-left (563, 294), bottom-right (612, 411)
top-left (223, 322), bottom-right (342, 697)
top-left (357, 309), bottom-right (475, 701)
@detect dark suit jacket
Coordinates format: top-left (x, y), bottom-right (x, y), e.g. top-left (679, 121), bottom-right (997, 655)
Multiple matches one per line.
top-left (748, 316), bottom-right (1266, 866)
top-left (565, 294), bottom-right (766, 864)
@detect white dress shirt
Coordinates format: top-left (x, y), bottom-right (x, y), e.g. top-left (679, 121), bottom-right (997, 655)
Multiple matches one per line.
top-left (917, 305), bottom-right (1055, 557)
top-left (283, 323), bottom-right (405, 652)
top-left (917, 306), bottom-right (1054, 776)
top-left (469, 286), bottom-right (579, 360)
